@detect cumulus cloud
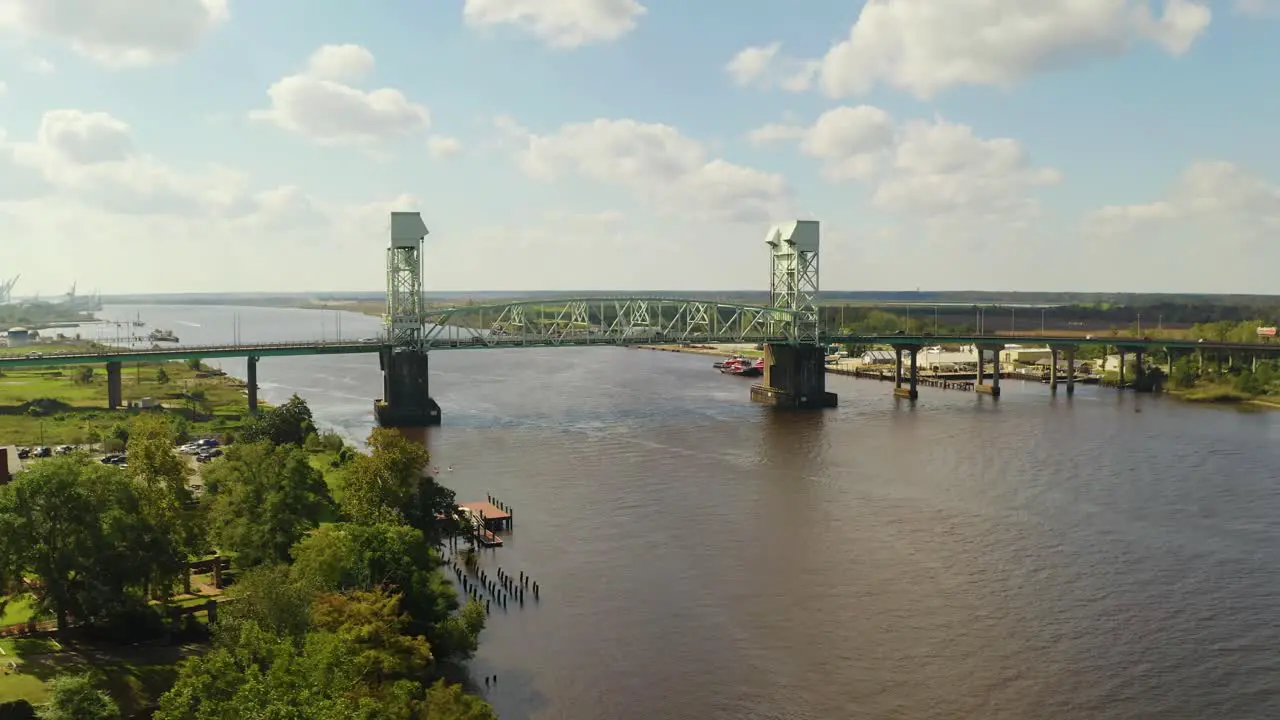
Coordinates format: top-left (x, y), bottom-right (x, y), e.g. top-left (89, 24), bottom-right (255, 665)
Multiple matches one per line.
top-left (750, 106), bottom-right (1061, 224)
top-left (463, 0), bottom-right (647, 48)
top-left (0, 0), bottom-right (228, 68)
top-left (426, 135), bottom-right (463, 159)
top-left (725, 43), bottom-right (818, 92)
top-left (1235, 0), bottom-right (1280, 15)
top-left (728, 0), bottom-right (1211, 99)
top-left (0, 112), bottom-right (421, 292)
top-left (251, 45), bottom-right (431, 145)
top-left (499, 116), bottom-right (789, 223)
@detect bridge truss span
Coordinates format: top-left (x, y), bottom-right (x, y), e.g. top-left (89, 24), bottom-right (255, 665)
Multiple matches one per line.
top-left (419, 297), bottom-right (799, 349)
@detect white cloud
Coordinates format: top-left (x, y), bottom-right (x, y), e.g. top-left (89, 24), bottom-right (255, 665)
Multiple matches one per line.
top-left (751, 107), bottom-right (1061, 223)
top-left (733, 0), bottom-right (1211, 99)
top-left (1235, 0), bottom-right (1280, 15)
top-left (0, 0), bottom-right (228, 68)
top-left (0, 80), bottom-right (6, 97)
top-left (251, 45), bottom-right (430, 145)
top-left (426, 135), bottom-right (463, 159)
top-left (1088, 161), bottom-right (1280, 247)
top-left (725, 43), bottom-right (818, 92)
top-left (36, 109), bottom-right (134, 164)
top-left (499, 116), bottom-right (790, 222)
top-left (750, 105), bottom-right (894, 181)
top-left (0, 112), bottom-right (421, 293)
top-left (304, 44), bottom-right (375, 82)
top-left (27, 56), bottom-right (54, 74)
top-left (463, 0), bottom-right (647, 48)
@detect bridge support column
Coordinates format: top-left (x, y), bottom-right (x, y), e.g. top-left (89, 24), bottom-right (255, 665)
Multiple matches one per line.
top-left (894, 348), bottom-right (903, 388)
top-left (906, 347), bottom-right (919, 400)
top-left (1049, 347), bottom-right (1059, 391)
top-left (1065, 347), bottom-right (1076, 395)
top-left (246, 356), bottom-right (259, 415)
top-left (1119, 349), bottom-right (1127, 388)
top-left (751, 344), bottom-right (838, 409)
top-left (975, 345), bottom-right (1002, 396)
top-left (106, 361), bottom-right (122, 410)
top-left (375, 348), bottom-right (442, 427)
top-left (1135, 350), bottom-right (1148, 391)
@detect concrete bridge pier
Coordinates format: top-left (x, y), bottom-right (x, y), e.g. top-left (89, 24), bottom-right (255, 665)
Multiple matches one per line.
top-left (975, 345), bottom-right (1002, 397)
top-left (751, 344), bottom-right (838, 409)
top-left (246, 356), bottom-right (259, 414)
top-left (1118, 349), bottom-right (1127, 387)
top-left (106, 361), bottom-right (122, 410)
top-left (890, 345), bottom-right (919, 399)
top-left (1065, 346), bottom-right (1076, 395)
top-left (375, 348), bottom-right (442, 427)
top-left (1049, 347), bottom-right (1060, 391)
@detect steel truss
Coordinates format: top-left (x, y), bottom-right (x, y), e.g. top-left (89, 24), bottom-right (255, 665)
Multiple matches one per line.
top-left (418, 297), bottom-right (800, 349)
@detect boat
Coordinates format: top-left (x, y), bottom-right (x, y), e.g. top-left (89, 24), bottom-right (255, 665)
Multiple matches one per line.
top-left (148, 329), bottom-right (180, 343)
top-left (713, 354), bottom-right (749, 369)
top-left (737, 359), bottom-right (765, 377)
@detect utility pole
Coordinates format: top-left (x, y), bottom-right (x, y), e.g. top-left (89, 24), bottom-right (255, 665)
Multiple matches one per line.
top-left (933, 306), bottom-right (938, 335)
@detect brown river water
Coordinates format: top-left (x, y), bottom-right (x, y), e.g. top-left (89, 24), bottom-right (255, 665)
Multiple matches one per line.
top-left (91, 305), bottom-right (1280, 720)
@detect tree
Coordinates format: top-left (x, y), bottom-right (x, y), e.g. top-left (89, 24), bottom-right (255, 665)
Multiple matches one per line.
top-left (291, 523), bottom-right (482, 659)
top-left (216, 564), bottom-right (318, 642)
top-left (126, 415), bottom-right (194, 595)
top-left (204, 442), bottom-right (332, 567)
top-left (423, 680), bottom-right (498, 720)
top-left (155, 367), bottom-right (170, 385)
top-left (74, 367), bottom-right (94, 385)
top-left (43, 673), bottom-right (120, 720)
top-left (238, 394), bottom-right (317, 446)
top-left (337, 429), bottom-right (457, 543)
top-left (1170, 357), bottom-right (1198, 389)
top-left (311, 589), bottom-right (434, 682)
top-left (0, 457), bottom-right (173, 632)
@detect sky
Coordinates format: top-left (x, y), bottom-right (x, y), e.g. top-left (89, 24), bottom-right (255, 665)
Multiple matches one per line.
top-left (1, 0), bottom-right (1278, 297)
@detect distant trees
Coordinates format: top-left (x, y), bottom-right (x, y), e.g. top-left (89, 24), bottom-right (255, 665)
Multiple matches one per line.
top-left (238, 394), bottom-right (316, 446)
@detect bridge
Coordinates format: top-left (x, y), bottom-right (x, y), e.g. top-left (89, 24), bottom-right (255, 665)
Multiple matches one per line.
top-left (6, 213), bottom-right (1277, 419)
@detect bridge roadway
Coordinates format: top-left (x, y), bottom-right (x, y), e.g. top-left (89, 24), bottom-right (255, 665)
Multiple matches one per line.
top-left (0, 333), bottom-right (1272, 369)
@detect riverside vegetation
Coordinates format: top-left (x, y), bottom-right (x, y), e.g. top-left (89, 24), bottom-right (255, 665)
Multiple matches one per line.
top-left (0, 344), bottom-right (252, 446)
top-left (0, 398), bottom-right (495, 719)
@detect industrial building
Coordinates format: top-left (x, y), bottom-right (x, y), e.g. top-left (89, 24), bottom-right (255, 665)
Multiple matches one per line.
top-left (3, 327), bottom-right (33, 347)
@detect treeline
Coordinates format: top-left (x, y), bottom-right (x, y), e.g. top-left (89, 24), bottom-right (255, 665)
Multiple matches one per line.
top-left (0, 396), bottom-right (494, 719)
top-left (0, 303), bottom-right (95, 329)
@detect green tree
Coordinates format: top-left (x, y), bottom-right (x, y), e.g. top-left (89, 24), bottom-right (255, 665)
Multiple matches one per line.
top-left (126, 415), bottom-right (194, 595)
top-left (238, 394), bottom-right (317, 446)
top-left (1169, 357), bottom-right (1198, 389)
top-left (337, 429), bottom-right (458, 543)
top-left (291, 523), bottom-right (482, 659)
top-left (0, 457), bottom-right (173, 632)
top-left (423, 679), bottom-right (498, 720)
top-left (216, 564), bottom-right (318, 642)
top-left (204, 442), bottom-right (332, 567)
top-left (311, 589), bottom-right (434, 682)
top-left (74, 367), bottom-right (94, 385)
top-left (43, 673), bottom-right (120, 720)
top-left (155, 367), bottom-right (170, 385)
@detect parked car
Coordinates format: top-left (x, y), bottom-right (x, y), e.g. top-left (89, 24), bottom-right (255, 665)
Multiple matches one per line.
top-left (16, 447), bottom-right (31, 459)
top-left (35, 447), bottom-right (52, 458)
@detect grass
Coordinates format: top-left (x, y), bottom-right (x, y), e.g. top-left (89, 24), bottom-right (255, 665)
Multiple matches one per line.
top-left (0, 634), bottom-right (196, 712)
top-left (0, 347), bottom-right (255, 445)
top-left (0, 596), bottom-right (39, 627)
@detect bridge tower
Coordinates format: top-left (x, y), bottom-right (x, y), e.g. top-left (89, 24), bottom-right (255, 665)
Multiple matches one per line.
top-left (374, 211), bottom-right (442, 427)
top-left (751, 220), bottom-right (838, 410)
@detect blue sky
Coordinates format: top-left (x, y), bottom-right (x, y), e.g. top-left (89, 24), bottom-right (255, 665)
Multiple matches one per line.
top-left (1, 0), bottom-right (1278, 296)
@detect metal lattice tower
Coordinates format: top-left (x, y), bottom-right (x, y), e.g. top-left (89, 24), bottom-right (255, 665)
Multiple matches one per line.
top-left (386, 212), bottom-right (429, 348)
top-left (765, 220), bottom-right (821, 344)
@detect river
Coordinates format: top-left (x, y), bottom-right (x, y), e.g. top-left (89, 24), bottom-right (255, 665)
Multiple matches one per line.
top-left (78, 305), bottom-right (1280, 719)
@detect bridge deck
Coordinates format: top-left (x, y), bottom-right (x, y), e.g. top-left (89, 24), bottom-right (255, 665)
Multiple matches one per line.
top-left (0, 334), bottom-right (1273, 369)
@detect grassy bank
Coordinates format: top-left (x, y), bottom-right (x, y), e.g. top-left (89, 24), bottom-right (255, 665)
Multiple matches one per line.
top-left (0, 344), bottom-right (254, 445)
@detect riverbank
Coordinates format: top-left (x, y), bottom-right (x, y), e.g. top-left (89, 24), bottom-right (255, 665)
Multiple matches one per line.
top-left (1166, 385), bottom-right (1280, 409)
top-left (0, 344), bottom-right (257, 445)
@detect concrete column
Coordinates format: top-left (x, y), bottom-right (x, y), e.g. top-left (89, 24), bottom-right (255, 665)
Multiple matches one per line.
top-left (991, 348), bottom-right (1002, 396)
top-left (1065, 346), bottom-right (1076, 395)
top-left (894, 348), bottom-right (903, 388)
top-left (1049, 347), bottom-right (1059, 390)
top-left (246, 356), bottom-right (259, 415)
top-left (1119, 349), bottom-right (1127, 387)
top-left (106, 361), bottom-right (123, 409)
top-left (976, 348), bottom-right (986, 386)
top-left (909, 347), bottom-right (919, 399)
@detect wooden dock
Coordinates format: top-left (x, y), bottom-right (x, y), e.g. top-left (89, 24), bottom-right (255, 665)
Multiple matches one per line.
top-left (458, 501), bottom-right (511, 547)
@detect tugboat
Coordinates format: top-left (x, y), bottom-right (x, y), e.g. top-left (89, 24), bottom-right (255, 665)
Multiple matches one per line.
top-left (713, 354), bottom-right (748, 369)
top-left (148, 329), bottom-right (180, 343)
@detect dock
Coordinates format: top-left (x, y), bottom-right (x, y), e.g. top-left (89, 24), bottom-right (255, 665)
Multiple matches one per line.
top-left (458, 501), bottom-right (511, 547)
